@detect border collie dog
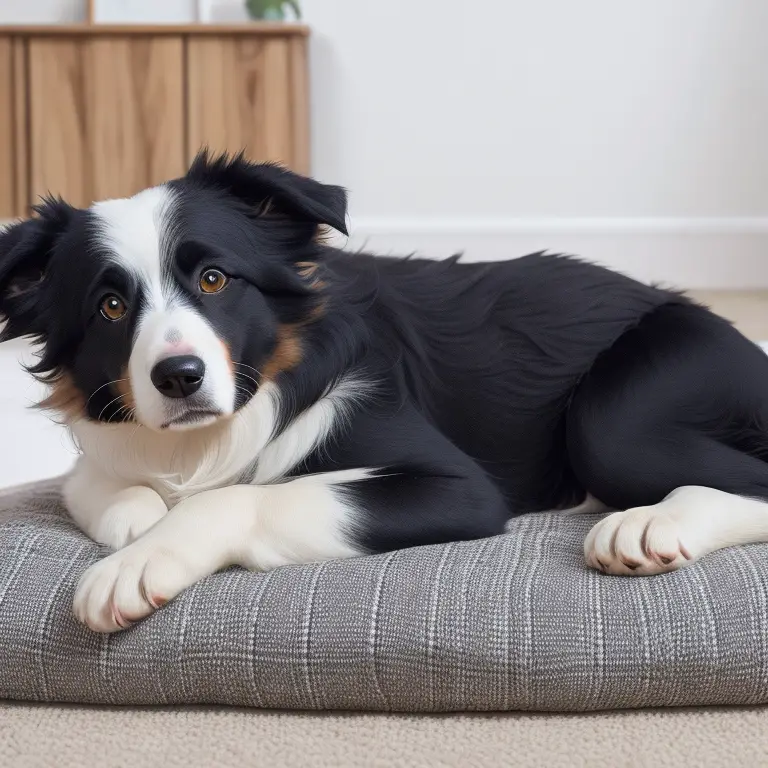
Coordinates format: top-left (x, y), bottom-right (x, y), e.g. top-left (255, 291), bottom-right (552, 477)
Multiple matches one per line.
top-left (3, 152), bottom-right (768, 633)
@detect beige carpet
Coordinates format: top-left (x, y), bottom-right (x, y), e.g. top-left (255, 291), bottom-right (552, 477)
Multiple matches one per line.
top-left (3, 703), bottom-right (768, 768)
top-left (691, 290), bottom-right (768, 340)
top-left (2, 291), bottom-right (768, 767)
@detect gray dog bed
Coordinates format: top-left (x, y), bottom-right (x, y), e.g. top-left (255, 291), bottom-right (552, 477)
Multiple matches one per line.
top-left (1, 479), bottom-right (767, 711)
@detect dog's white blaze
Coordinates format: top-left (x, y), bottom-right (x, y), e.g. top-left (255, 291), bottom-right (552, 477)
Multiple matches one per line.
top-left (91, 185), bottom-right (237, 431)
top-left (92, 186), bottom-right (176, 312)
top-left (129, 305), bottom-right (237, 431)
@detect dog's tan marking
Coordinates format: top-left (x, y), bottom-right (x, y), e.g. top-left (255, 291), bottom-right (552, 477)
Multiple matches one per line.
top-left (307, 300), bottom-right (327, 323)
top-left (37, 373), bottom-right (87, 421)
top-left (296, 261), bottom-right (327, 291)
top-left (261, 325), bottom-right (303, 381)
top-left (296, 261), bottom-right (318, 278)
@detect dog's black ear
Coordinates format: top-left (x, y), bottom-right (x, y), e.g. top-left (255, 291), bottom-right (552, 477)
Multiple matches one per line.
top-left (186, 150), bottom-right (349, 236)
top-left (0, 198), bottom-right (74, 342)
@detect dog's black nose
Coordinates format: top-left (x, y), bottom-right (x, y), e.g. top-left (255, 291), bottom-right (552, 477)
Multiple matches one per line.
top-left (151, 355), bottom-right (205, 399)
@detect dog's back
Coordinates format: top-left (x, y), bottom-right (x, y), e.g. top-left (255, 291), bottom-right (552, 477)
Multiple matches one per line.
top-left (324, 251), bottom-right (688, 511)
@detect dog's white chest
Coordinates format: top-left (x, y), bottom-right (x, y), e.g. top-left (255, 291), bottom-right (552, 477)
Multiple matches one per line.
top-left (69, 378), bottom-right (354, 503)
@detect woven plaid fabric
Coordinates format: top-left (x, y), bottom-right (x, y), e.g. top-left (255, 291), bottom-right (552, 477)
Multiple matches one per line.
top-left (1, 480), bottom-right (768, 711)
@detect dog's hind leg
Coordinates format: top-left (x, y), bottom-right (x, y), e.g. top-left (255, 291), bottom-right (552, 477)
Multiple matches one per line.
top-left (566, 302), bottom-right (768, 575)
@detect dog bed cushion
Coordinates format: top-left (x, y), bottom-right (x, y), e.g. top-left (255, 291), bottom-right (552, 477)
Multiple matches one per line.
top-left (1, 480), bottom-right (768, 712)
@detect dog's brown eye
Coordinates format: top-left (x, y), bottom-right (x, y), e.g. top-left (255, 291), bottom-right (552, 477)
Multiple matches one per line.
top-left (199, 268), bottom-right (229, 294)
top-left (100, 294), bottom-right (127, 321)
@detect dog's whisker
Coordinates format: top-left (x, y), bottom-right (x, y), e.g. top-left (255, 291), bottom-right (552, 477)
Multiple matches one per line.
top-left (234, 370), bottom-right (259, 387)
top-left (97, 393), bottom-right (127, 422)
top-left (85, 378), bottom-right (129, 409)
top-left (111, 403), bottom-right (136, 423)
top-left (233, 362), bottom-right (263, 377)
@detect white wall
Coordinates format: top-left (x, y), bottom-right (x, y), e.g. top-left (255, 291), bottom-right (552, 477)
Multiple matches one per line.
top-left (0, 340), bottom-right (77, 487)
top-left (299, 0), bottom-right (768, 287)
top-left (0, 0), bottom-right (83, 23)
top-left (305, 0), bottom-right (768, 219)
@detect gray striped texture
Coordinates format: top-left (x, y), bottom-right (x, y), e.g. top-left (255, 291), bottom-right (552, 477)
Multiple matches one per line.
top-left (1, 480), bottom-right (767, 711)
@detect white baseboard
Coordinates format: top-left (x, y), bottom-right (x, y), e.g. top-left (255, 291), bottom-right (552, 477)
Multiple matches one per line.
top-left (343, 217), bottom-right (768, 290)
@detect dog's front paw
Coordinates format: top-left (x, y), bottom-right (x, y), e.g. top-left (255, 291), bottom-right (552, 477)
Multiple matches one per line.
top-left (73, 544), bottom-right (195, 632)
top-left (584, 507), bottom-right (695, 576)
top-left (93, 502), bottom-right (167, 550)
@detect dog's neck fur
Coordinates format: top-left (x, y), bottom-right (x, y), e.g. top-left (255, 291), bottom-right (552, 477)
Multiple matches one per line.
top-left (68, 375), bottom-right (367, 505)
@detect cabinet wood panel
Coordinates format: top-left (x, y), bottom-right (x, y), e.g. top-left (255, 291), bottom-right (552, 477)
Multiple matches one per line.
top-left (28, 39), bottom-right (90, 208)
top-left (3, 25), bottom-right (309, 213)
top-left (12, 38), bottom-right (29, 217)
top-left (0, 38), bottom-right (14, 218)
top-left (29, 37), bottom-right (185, 208)
top-left (0, 37), bottom-right (27, 218)
top-left (288, 37), bottom-right (309, 175)
top-left (88, 37), bottom-right (185, 200)
top-left (186, 37), bottom-right (297, 169)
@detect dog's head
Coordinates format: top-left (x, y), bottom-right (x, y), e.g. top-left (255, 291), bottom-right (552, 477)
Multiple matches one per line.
top-left (0, 152), bottom-right (347, 431)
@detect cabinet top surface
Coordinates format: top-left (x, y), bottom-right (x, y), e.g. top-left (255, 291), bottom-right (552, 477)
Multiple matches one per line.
top-left (0, 23), bottom-right (309, 36)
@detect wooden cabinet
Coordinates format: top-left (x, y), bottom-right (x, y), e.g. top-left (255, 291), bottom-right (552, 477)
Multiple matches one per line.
top-left (0, 24), bottom-right (309, 216)
top-left (186, 36), bottom-right (308, 172)
top-left (26, 36), bottom-right (186, 206)
top-left (0, 37), bottom-right (26, 217)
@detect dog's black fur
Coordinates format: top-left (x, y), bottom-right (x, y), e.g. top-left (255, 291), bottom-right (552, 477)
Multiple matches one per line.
top-left (3, 153), bottom-right (768, 556)
top-left (294, 251), bottom-right (768, 550)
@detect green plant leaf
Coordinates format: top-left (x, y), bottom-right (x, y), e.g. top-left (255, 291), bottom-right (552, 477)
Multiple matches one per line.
top-left (287, 0), bottom-right (302, 19)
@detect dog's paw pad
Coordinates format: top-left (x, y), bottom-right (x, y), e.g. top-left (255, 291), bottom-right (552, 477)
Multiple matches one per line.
top-left (584, 507), bottom-right (697, 576)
